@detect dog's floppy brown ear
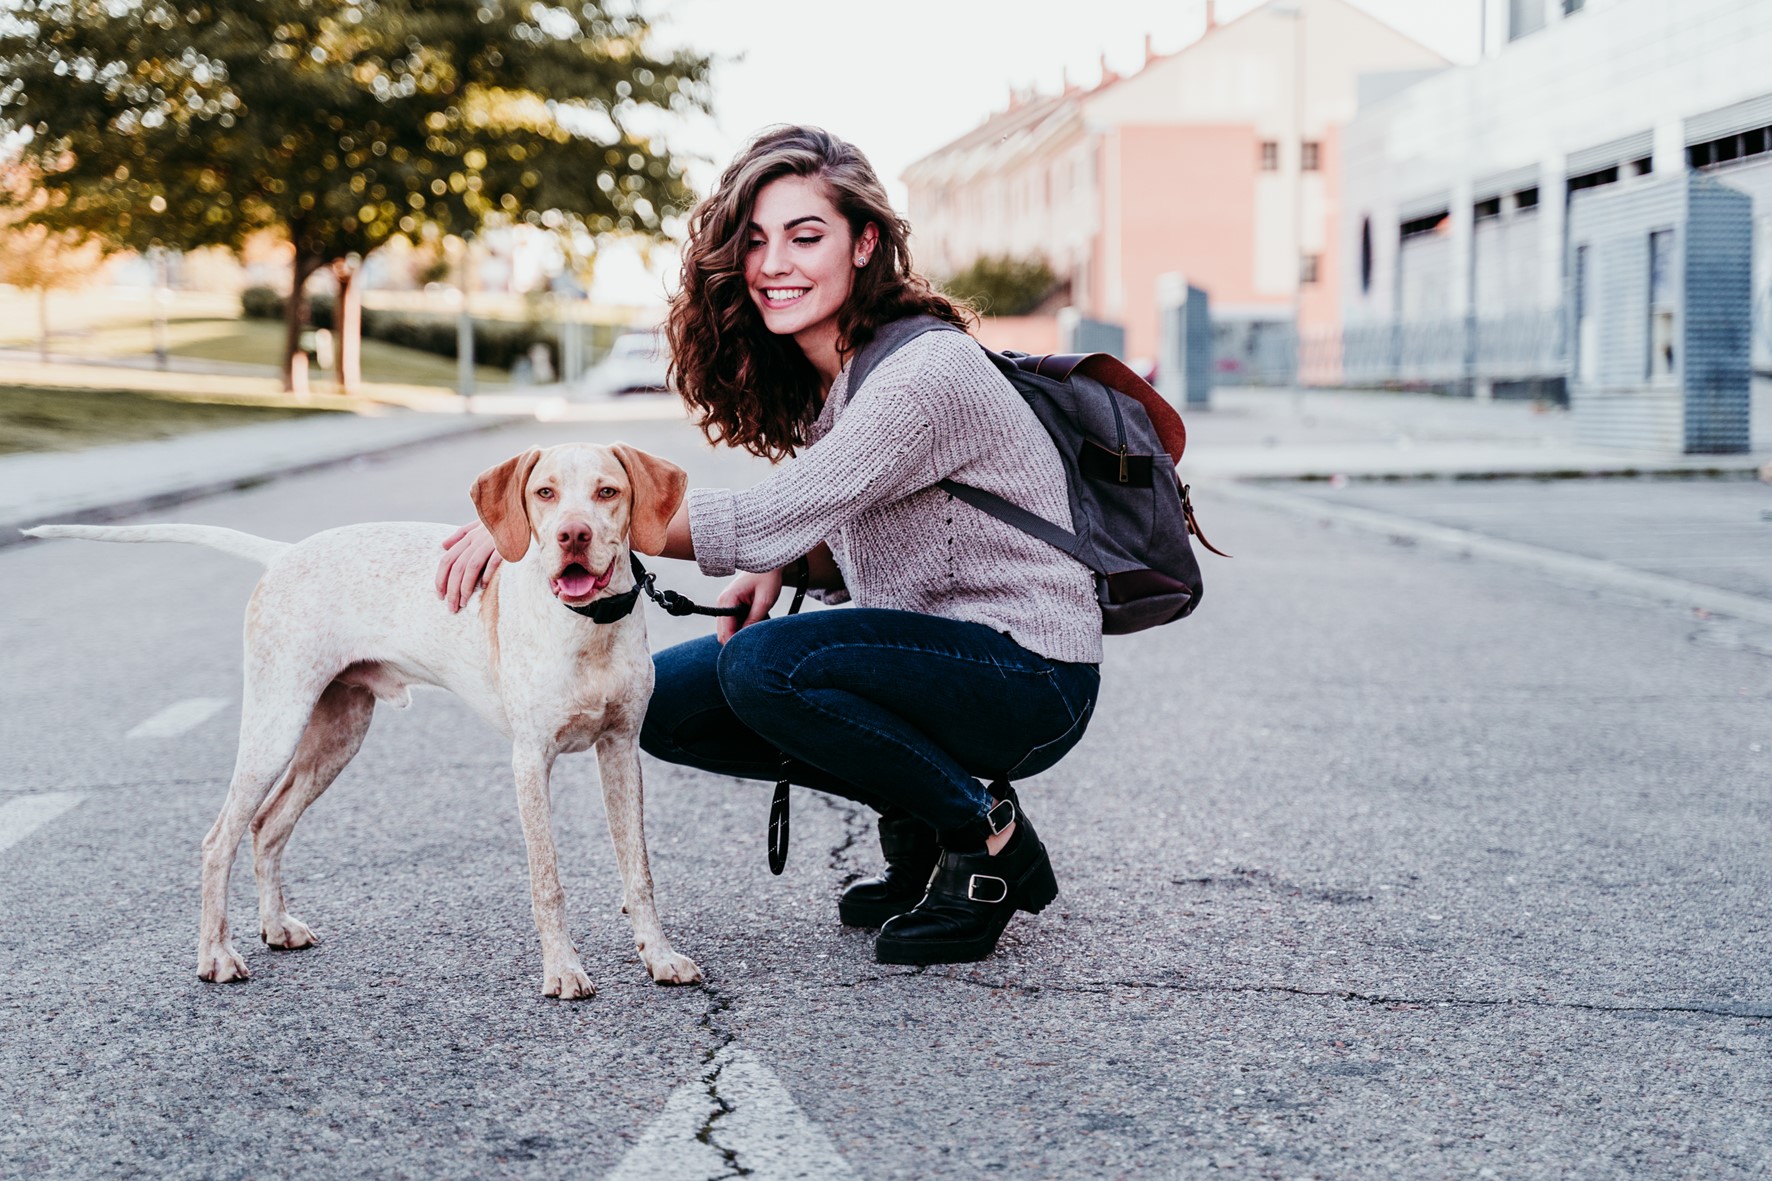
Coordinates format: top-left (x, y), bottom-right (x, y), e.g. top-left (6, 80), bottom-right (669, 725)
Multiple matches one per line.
top-left (610, 444), bottom-right (688, 556)
top-left (471, 447), bottom-right (543, 562)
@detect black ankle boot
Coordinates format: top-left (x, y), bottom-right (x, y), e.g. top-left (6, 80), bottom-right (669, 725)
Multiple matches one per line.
top-left (873, 797), bottom-right (1059, 966)
top-left (838, 813), bottom-right (940, 928)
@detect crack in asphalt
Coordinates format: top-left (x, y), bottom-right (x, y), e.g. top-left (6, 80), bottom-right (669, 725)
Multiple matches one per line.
top-left (692, 983), bottom-right (749, 1179)
top-left (816, 793), bottom-right (871, 888)
top-left (824, 971), bottom-right (1770, 1020)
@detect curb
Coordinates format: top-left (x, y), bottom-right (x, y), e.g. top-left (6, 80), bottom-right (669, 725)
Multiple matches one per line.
top-left (1, 414), bottom-right (509, 551)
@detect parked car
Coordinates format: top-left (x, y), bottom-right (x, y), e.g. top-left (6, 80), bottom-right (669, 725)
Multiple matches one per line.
top-left (578, 329), bottom-right (672, 398)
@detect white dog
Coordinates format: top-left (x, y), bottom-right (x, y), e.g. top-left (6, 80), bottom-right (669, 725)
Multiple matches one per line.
top-left (27, 442), bottom-right (700, 999)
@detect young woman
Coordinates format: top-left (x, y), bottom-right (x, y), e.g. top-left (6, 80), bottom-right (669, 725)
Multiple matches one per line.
top-left (439, 126), bottom-right (1101, 965)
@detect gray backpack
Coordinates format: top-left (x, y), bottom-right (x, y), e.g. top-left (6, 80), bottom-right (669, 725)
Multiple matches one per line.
top-left (846, 316), bottom-right (1226, 634)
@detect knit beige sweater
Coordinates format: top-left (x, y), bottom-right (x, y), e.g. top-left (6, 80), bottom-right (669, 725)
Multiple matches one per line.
top-left (687, 329), bottom-right (1103, 664)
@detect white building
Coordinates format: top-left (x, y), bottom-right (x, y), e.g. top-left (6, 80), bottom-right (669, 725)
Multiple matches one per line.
top-left (1336, 0), bottom-right (1772, 398)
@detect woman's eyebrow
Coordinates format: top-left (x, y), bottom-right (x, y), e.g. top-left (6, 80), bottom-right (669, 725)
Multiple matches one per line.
top-left (744, 215), bottom-right (828, 234)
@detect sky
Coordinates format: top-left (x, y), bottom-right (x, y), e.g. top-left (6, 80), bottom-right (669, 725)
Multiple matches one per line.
top-left (590, 0), bottom-right (1484, 304)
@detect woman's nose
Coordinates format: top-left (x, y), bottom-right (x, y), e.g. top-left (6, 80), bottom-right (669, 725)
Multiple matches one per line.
top-left (759, 238), bottom-right (791, 276)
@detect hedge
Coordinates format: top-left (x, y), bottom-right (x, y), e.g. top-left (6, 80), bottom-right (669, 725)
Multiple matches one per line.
top-left (240, 285), bottom-right (558, 372)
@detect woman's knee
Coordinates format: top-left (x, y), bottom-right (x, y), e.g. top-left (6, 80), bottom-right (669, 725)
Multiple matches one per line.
top-left (713, 621), bottom-right (803, 718)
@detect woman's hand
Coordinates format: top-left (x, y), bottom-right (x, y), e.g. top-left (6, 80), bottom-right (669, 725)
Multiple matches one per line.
top-left (715, 568), bottom-right (784, 644)
top-left (436, 521), bottom-right (502, 613)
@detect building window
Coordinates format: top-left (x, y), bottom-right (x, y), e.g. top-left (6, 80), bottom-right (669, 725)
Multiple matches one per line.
top-left (1301, 141), bottom-right (1321, 172)
top-left (1575, 245), bottom-right (1595, 384)
top-left (1399, 210), bottom-right (1449, 241)
top-left (1563, 0), bottom-right (1586, 12)
top-left (1300, 253), bottom-right (1321, 285)
top-left (1567, 165), bottom-right (1619, 195)
top-left (1508, 0), bottom-right (1545, 41)
top-left (1514, 186), bottom-right (1540, 211)
top-left (1689, 124), bottom-right (1772, 170)
top-left (1359, 217), bottom-right (1373, 294)
top-left (1631, 156), bottom-right (1653, 176)
top-left (1473, 196), bottom-right (1502, 223)
top-left (1260, 141), bottom-right (1279, 171)
top-left (1647, 229), bottom-right (1677, 380)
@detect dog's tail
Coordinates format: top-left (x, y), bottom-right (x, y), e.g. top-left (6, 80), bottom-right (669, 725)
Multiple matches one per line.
top-left (22, 523), bottom-right (290, 566)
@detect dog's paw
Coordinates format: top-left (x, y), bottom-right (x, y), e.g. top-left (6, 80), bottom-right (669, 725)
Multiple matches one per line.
top-left (643, 948), bottom-right (702, 986)
top-left (198, 941), bottom-right (250, 983)
top-left (260, 914), bottom-right (319, 950)
top-left (542, 959), bottom-right (595, 1000)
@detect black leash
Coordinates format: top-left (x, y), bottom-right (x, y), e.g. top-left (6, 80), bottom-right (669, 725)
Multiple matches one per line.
top-left (565, 553), bottom-right (751, 624)
top-left (559, 551), bottom-right (810, 874)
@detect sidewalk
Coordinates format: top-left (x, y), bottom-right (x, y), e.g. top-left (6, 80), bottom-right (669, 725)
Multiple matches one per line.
top-left (1179, 386), bottom-right (1772, 481)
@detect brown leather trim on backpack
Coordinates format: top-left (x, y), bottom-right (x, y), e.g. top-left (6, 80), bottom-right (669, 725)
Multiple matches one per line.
top-left (1181, 483), bottom-right (1231, 558)
top-left (1012, 353), bottom-right (1188, 465)
top-left (1104, 568), bottom-right (1194, 604)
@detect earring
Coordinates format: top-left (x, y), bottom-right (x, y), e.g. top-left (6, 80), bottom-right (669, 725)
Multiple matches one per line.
top-left (855, 254), bottom-right (868, 266)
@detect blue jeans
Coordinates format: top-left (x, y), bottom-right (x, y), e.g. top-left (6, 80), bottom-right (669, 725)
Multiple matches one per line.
top-left (640, 609), bottom-right (1100, 851)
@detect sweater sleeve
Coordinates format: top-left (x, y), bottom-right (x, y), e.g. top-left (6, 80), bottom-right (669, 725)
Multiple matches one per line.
top-left (687, 360), bottom-right (946, 577)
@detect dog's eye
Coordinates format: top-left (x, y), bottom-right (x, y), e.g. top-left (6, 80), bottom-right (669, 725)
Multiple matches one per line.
top-left (597, 487), bottom-right (619, 499)
top-left (535, 487), bottom-right (554, 499)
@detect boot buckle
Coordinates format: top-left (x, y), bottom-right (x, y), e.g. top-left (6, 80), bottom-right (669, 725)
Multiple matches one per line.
top-left (967, 874), bottom-right (1009, 903)
top-left (985, 797), bottom-right (1016, 834)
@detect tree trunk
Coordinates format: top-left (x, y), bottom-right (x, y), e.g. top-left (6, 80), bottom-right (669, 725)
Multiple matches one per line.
top-left (332, 257), bottom-right (362, 395)
top-left (282, 249), bottom-right (321, 395)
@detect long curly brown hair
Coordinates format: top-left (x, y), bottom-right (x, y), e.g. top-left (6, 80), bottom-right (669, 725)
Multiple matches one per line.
top-left (666, 125), bottom-right (972, 461)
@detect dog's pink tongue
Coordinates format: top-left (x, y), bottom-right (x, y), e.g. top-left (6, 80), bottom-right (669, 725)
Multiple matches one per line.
top-left (556, 569), bottom-right (601, 598)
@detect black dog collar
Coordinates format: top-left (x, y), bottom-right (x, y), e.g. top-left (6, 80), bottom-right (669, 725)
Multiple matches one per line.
top-left (564, 554), bottom-right (645, 624)
top-left (564, 553), bottom-right (747, 625)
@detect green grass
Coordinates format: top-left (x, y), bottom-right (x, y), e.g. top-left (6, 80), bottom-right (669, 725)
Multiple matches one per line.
top-left (0, 384), bottom-right (332, 455)
top-left (66, 316), bottom-right (512, 389)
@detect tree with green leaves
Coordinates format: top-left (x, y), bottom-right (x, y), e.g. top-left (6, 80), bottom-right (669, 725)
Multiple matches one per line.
top-left (0, 0), bottom-right (706, 392)
top-left (942, 254), bottom-right (1058, 318)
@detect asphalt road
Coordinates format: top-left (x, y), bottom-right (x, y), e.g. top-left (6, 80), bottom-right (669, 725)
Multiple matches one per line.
top-left (2, 416), bottom-right (1768, 1180)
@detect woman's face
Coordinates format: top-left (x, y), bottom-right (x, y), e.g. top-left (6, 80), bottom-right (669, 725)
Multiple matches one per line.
top-left (743, 174), bottom-right (877, 341)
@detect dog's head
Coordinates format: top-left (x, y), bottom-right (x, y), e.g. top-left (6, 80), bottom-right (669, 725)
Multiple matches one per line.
top-left (470, 443), bottom-right (687, 608)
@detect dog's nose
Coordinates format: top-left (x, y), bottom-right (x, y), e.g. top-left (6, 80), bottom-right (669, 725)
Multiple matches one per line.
top-left (557, 522), bottom-right (594, 548)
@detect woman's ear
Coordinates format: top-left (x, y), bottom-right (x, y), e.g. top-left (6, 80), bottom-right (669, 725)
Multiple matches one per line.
top-left (610, 444), bottom-right (688, 555)
top-left (470, 447), bottom-right (543, 562)
top-left (855, 222), bottom-right (880, 267)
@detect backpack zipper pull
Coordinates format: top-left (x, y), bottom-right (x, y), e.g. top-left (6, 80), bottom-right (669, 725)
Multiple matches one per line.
top-left (1118, 444), bottom-right (1129, 484)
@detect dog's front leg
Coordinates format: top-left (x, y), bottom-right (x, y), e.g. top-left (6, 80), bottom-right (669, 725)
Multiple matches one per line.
top-left (510, 743), bottom-right (594, 999)
top-left (596, 734), bottom-right (701, 984)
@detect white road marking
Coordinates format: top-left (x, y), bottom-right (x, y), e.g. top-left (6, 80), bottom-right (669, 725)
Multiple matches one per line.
top-left (126, 697), bottom-right (230, 739)
top-left (0, 793), bottom-right (86, 855)
top-left (605, 1046), bottom-right (858, 1181)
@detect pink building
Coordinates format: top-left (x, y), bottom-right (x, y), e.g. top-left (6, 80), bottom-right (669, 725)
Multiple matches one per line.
top-left (903, 0), bottom-right (1445, 365)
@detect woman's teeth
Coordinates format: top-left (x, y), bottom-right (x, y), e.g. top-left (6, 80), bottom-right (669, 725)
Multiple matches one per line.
top-left (764, 288), bottom-right (806, 302)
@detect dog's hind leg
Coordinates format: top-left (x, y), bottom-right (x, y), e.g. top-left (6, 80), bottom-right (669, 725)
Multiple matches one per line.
top-left (250, 681), bottom-right (376, 950)
top-left (198, 673), bottom-right (327, 983)
top-left (596, 734), bottom-right (700, 985)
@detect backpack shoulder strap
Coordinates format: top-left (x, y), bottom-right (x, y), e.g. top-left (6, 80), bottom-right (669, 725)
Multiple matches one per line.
top-left (938, 479), bottom-right (1090, 566)
top-left (841, 315), bottom-right (967, 404)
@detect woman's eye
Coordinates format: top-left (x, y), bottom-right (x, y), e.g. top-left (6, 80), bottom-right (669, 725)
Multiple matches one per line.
top-left (746, 239), bottom-right (764, 250)
top-left (794, 236), bottom-right (822, 246)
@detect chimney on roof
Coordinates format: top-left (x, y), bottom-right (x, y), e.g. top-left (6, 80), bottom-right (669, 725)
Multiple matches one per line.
top-left (1098, 51), bottom-right (1118, 86)
top-left (1205, 0), bottom-right (1217, 30)
top-left (1144, 33), bottom-right (1156, 65)
top-left (1062, 65), bottom-right (1077, 95)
